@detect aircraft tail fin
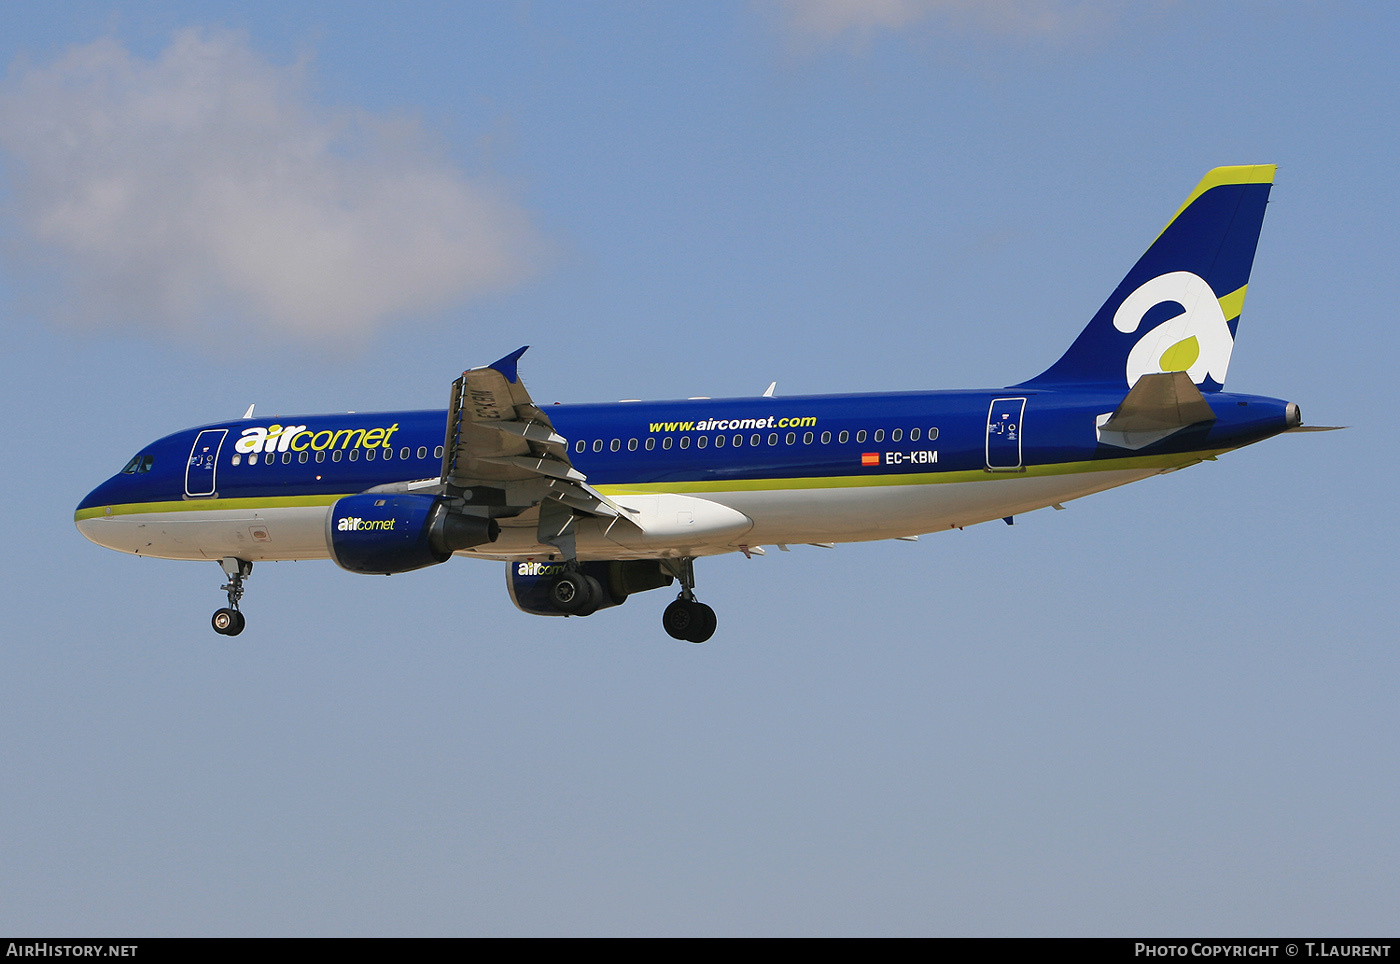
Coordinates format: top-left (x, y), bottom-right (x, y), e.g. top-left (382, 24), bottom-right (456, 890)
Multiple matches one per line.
top-left (1018, 165), bottom-right (1276, 393)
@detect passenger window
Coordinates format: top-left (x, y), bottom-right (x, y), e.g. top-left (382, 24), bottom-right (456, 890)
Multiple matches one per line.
top-left (575, 440), bottom-right (585, 453)
top-left (767, 433), bottom-right (777, 446)
top-left (593, 439), bottom-right (603, 453)
top-left (750, 434), bottom-right (760, 447)
top-left (803, 431), bottom-right (813, 444)
top-left (231, 454), bottom-right (242, 466)
top-left (645, 438), bottom-right (655, 451)
top-left (713, 434), bottom-right (724, 448)
top-left (874, 429), bottom-right (884, 442)
top-left (383, 447), bottom-right (393, 460)
top-left (839, 430), bottom-right (849, 444)
top-left (821, 431), bottom-right (831, 444)
top-left (400, 447), bottom-right (410, 460)
top-left (434, 446), bottom-right (444, 458)
top-left (928, 428), bottom-right (939, 441)
top-left (785, 432), bottom-right (796, 444)
top-left (298, 451), bottom-right (308, 463)
top-left (733, 435), bottom-right (743, 447)
top-left (332, 450), bottom-right (342, 462)
top-left (696, 436), bottom-right (707, 449)
top-left (349, 449), bottom-right (359, 461)
top-left (610, 439), bottom-right (620, 452)
top-left (417, 446), bottom-right (428, 459)
top-left (680, 436), bottom-right (691, 449)
top-left (315, 451), bottom-right (325, 463)
top-left (282, 452), bottom-right (291, 464)
top-left (628, 439), bottom-right (638, 451)
top-left (891, 428), bottom-right (902, 442)
top-left (857, 430), bottom-right (867, 443)
top-left (910, 428), bottom-right (920, 441)
top-left (662, 437), bottom-right (672, 450)
top-left (365, 448), bottom-right (376, 461)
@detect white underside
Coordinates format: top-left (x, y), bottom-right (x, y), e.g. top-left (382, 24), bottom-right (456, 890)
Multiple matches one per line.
top-left (76, 467), bottom-right (1164, 564)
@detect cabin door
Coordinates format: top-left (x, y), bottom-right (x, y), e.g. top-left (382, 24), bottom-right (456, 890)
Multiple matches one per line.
top-left (985, 398), bottom-right (1026, 471)
top-left (186, 429), bottom-right (227, 497)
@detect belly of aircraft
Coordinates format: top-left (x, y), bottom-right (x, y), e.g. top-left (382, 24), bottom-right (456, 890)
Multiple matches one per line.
top-left (75, 505), bottom-right (333, 562)
top-left (697, 466), bottom-right (1164, 545)
top-left (467, 465), bottom-right (1167, 560)
top-left (80, 464), bottom-right (1174, 564)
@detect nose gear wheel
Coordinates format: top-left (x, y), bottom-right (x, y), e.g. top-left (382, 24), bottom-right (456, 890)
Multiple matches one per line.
top-left (212, 558), bottom-right (252, 636)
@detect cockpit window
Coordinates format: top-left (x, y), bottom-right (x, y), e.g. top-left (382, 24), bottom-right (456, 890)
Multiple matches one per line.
top-left (120, 454), bottom-right (154, 475)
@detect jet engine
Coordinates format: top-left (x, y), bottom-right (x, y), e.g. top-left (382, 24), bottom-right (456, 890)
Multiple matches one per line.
top-left (507, 559), bottom-right (674, 616)
top-left (328, 493), bottom-right (498, 574)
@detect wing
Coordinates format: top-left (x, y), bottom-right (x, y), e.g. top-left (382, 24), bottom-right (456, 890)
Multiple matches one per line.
top-left (441, 347), bottom-right (626, 558)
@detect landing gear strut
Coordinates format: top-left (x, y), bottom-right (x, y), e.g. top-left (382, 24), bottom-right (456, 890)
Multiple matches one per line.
top-left (212, 557), bottom-right (252, 636)
top-left (661, 557), bottom-right (716, 643)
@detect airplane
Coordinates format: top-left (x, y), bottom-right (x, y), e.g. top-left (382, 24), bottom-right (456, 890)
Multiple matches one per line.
top-left (75, 164), bottom-right (1327, 643)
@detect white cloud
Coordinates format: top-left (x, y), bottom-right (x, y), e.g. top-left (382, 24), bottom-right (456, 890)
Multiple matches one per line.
top-left (778, 0), bottom-right (1122, 46)
top-left (0, 29), bottom-right (539, 347)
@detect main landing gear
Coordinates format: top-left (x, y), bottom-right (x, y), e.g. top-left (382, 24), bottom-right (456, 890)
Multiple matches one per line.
top-left (661, 557), bottom-right (716, 644)
top-left (212, 557), bottom-right (252, 636)
top-left (541, 556), bottom-right (718, 642)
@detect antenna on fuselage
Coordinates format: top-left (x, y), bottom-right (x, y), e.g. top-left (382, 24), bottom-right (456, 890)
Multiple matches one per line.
top-left (242, 404), bottom-right (255, 419)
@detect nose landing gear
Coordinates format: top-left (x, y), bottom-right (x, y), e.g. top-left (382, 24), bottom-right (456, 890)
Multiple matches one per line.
top-left (212, 557), bottom-right (252, 636)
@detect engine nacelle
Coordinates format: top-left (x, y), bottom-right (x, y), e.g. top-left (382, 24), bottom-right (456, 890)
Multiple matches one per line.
top-left (507, 559), bottom-right (674, 616)
top-left (328, 493), bottom-right (498, 574)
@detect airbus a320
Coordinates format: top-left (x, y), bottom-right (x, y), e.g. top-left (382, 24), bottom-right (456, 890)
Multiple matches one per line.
top-left (76, 165), bottom-right (1327, 642)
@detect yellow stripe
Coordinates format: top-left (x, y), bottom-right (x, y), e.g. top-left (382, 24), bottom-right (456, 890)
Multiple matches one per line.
top-left (1217, 283), bottom-right (1248, 322)
top-left (1154, 164), bottom-right (1276, 243)
top-left (594, 450), bottom-right (1228, 496)
top-left (75, 493), bottom-right (350, 522)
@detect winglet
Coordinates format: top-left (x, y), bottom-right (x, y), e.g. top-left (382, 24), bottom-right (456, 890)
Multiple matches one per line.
top-left (487, 346), bottom-right (530, 384)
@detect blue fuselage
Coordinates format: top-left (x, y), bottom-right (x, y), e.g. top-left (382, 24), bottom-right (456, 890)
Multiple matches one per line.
top-left (77, 386), bottom-right (1293, 520)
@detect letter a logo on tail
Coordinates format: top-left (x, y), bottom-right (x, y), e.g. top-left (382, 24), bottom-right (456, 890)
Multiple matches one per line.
top-left (1114, 271), bottom-right (1235, 388)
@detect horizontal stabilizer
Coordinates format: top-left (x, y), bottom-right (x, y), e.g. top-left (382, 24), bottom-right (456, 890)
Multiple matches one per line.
top-left (1096, 371), bottom-right (1215, 449)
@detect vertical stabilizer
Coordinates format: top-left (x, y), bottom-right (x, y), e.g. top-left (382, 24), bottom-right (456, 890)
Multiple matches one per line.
top-left (1018, 165), bottom-right (1275, 392)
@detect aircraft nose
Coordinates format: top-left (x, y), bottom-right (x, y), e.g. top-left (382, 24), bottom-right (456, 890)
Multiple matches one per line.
top-left (75, 477), bottom-right (123, 547)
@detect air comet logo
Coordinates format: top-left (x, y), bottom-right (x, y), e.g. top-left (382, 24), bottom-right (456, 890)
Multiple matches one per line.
top-left (337, 517), bottom-right (396, 532)
top-left (517, 561), bottom-right (567, 576)
top-left (235, 422), bottom-right (400, 454)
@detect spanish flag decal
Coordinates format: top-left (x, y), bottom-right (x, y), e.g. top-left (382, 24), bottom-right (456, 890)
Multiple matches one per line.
top-left (861, 452), bottom-right (880, 466)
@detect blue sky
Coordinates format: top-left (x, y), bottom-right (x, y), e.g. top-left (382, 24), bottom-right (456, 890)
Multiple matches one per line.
top-left (1, 1), bottom-right (1395, 936)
